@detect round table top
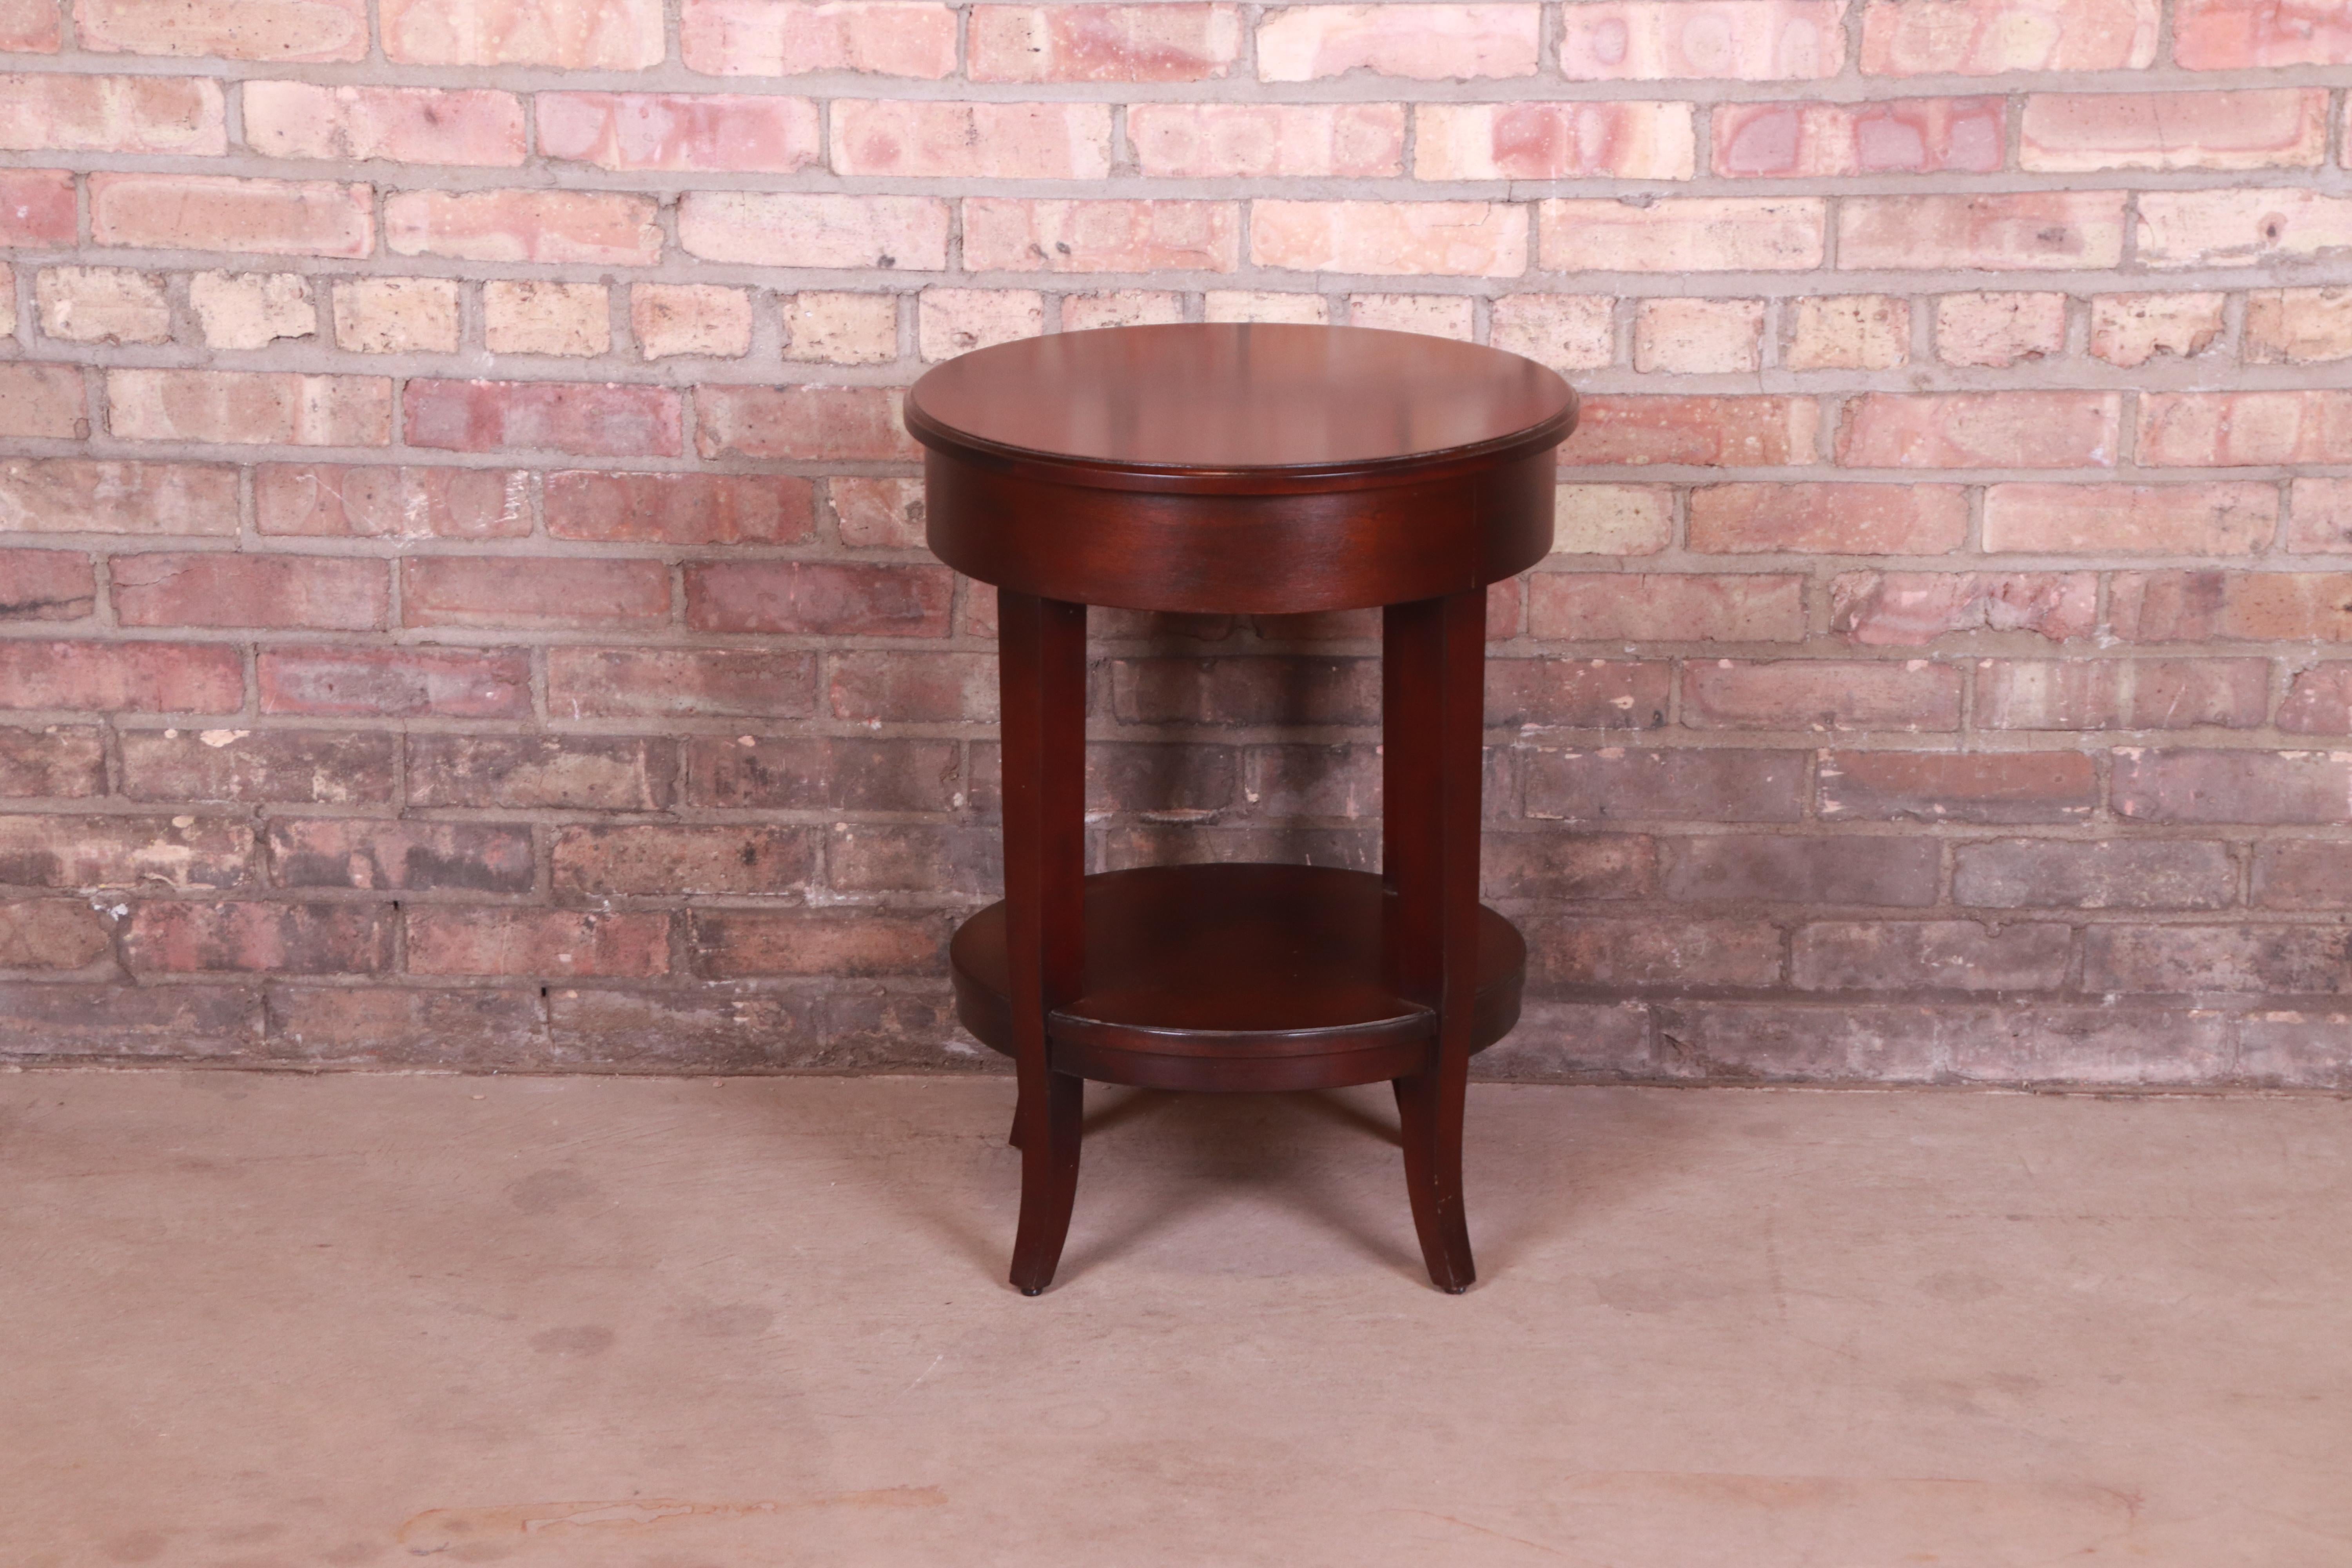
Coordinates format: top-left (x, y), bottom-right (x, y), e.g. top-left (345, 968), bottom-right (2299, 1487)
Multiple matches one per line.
top-left (904, 323), bottom-right (1576, 486)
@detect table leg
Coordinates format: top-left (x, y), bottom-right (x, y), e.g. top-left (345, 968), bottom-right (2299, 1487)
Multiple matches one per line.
top-left (1383, 590), bottom-right (1484, 1293)
top-left (998, 590), bottom-right (1088, 1295)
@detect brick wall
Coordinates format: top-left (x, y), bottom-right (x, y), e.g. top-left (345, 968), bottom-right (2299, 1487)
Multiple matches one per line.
top-left (2, 0), bottom-right (2348, 1084)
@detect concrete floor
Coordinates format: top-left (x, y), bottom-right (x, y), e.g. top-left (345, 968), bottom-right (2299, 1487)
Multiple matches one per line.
top-left (4, 1074), bottom-right (2350, 1568)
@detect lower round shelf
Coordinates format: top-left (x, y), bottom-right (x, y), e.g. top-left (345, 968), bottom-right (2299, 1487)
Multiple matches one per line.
top-left (950, 862), bottom-right (1526, 1093)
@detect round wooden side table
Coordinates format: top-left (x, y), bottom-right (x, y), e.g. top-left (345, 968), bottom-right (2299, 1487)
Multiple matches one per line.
top-left (906, 323), bottom-right (1579, 1294)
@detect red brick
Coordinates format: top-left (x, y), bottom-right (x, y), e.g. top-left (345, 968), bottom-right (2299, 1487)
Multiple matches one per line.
top-left (264, 985), bottom-right (544, 1067)
top-left (78, 0), bottom-right (367, 58)
top-left (1486, 659), bottom-right (1671, 729)
top-left (1819, 750), bottom-right (2098, 823)
top-left (1559, 0), bottom-right (1845, 78)
top-left (1523, 747), bottom-right (1808, 822)
top-left (1795, 920), bottom-right (2071, 991)
top-left (381, 0), bottom-right (661, 66)
top-left (0, 460), bottom-right (237, 536)
top-left (2022, 89), bottom-right (2325, 173)
top-left (1530, 573), bottom-right (1805, 642)
top-left (124, 900), bottom-right (389, 975)
top-left (1078, 741), bottom-right (1238, 818)
top-left (552, 824), bottom-right (815, 897)
top-left (1104, 655), bottom-right (1370, 727)
top-left (693, 910), bottom-right (944, 979)
top-left (2175, 0), bottom-right (2352, 66)
top-left (1525, 916), bottom-right (1784, 991)
top-left (2139, 392), bottom-right (2352, 469)
top-left (1837, 393), bottom-right (2118, 470)
top-left (828, 651), bottom-right (994, 722)
top-left (964, 197), bottom-right (1240, 274)
top-left (1715, 98), bottom-right (2000, 178)
top-left (0, 0), bottom-right (58, 49)
top-left (2256, 842), bottom-right (2352, 908)
top-left (544, 471), bottom-right (812, 546)
top-left (256, 465), bottom-right (529, 540)
top-left (2114, 749), bottom-right (2352, 824)
top-left (833, 100), bottom-right (1110, 180)
top-left (694, 385), bottom-right (911, 461)
top-left (2136, 189), bottom-right (2352, 269)
top-left (384, 189), bottom-right (660, 265)
top-left (686, 561), bottom-right (951, 637)
top-left (112, 553), bottom-right (387, 630)
top-left (1254, 200), bottom-right (1524, 278)
top-left (0, 726), bottom-right (107, 797)
top-left (107, 370), bottom-right (390, 447)
top-left (1685, 659), bottom-right (1961, 731)
top-left (89, 173), bottom-right (368, 257)
top-left (408, 735), bottom-right (673, 810)
top-left (0, 813), bottom-right (251, 889)
top-left (1838, 193), bottom-right (2127, 271)
top-left (686, 735), bottom-right (962, 812)
top-left (0, 640), bottom-right (241, 713)
top-left (1956, 838), bottom-right (2236, 909)
top-left (243, 82), bottom-right (524, 165)
top-left (539, 91), bottom-right (819, 174)
top-left (970, 3), bottom-right (1241, 81)
top-left (405, 380), bottom-right (682, 458)
top-left (542, 986), bottom-right (827, 1071)
top-left (2090, 293), bottom-right (2227, 368)
top-left (0, 551), bottom-right (93, 622)
top-left (1239, 742), bottom-right (1386, 820)
top-left (409, 909), bottom-right (667, 977)
top-left (120, 727), bottom-right (392, 804)
top-left (1689, 483), bottom-right (1965, 555)
top-left (0, 898), bottom-right (111, 969)
top-left (548, 647), bottom-right (817, 720)
top-left (1540, 197), bottom-right (1822, 272)
top-left (2278, 664), bottom-right (2352, 734)
top-left (831, 477), bottom-right (926, 549)
top-left (1481, 834), bottom-right (1657, 901)
top-left (2112, 571), bottom-right (2352, 643)
top-left (2292, 479), bottom-right (2352, 554)
top-left (1985, 483), bottom-right (2278, 556)
top-left (1130, 103), bottom-right (1403, 178)
top-left (681, 0), bottom-right (953, 75)
top-left (0, 73), bottom-right (224, 153)
top-left (402, 557), bottom-right (668, 630)
top-left (269, 818), bottom-right (531, 893)
top-left (828, 822), bottom-right (999, 895)
top-left (258, 645), bottom-right (530, 718)
top-left (1666, 835), bottom-right (1939, 905)
top-left (0, 365), bottom-right (86, 439)
top-left (1560, 396), bottom-right (1820, 468)
top-left (2130, 659), bottom-right (2272, 729)
top-left (0, 169), bottom-right (73, 247)
top-left (2, 984), bottom-right (262, 1060)
top-left (1259, 3), bottom-right (1538, 79)
top-left (1860, 0), bottom-right (2157, 72)
top-left (1833, 572), bottom-right (2096, 647)
top-left (676, 191), bottom-right (950, 269)
top-left (1973, 660), bottom-right (2123, 730)
top-left (2085, 924), bottom-right (2352, 994)
top-left (2245, 287), bottom-right (2352, 365)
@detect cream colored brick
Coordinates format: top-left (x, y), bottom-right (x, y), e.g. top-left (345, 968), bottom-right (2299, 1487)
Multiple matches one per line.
top-left (189, 271), bottom-right (315, 350)
top-left (1787, 295), bottom-right (1908, 371)
top-left (1204, 290), bottom-right (1328, 325)
top-left (1348, 293), bottom-right (1475, 340)
top-left (1490, 294), bottom-right (1615, 371)
top-left (1936, 292), bottom-right (2067, 368)
top-left (1062, 290), bottom-right (1184, 331)
top-left (1635, 298), bottom-right (1764, 373)
top-left (782, 292), bottom-right (896, 364)
top-left (0, 265), bottom-right (15, 341)
top-left (2088, 292), bottom-right (2225, 368)
top-left (334, 278), bottom-right (461, 354)
top-left (918, 288), bottom-right (1045, 362)
top-left (1553, 484), bottom-right (1673, 556)
top-left (629, 284), bottom-right (751, 359)
top-left (36, 267), bottom-right (170, 345)
top-left (484, 280), bottom-right (610, 357)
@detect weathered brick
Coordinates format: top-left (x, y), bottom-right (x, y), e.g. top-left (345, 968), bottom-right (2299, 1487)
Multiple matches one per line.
top-left (552, 824), bottom-right (815, 897)
top-left (108, 370), bottom-right (392, 447)
top-left (1258, 3), bottom-right (1537, 79)
top-left (190, 271), bottom-right (315, 350)
top-left (1079, 741), bottom-right (1237, 817)
top-left (2112, 750), bottom-right (2352, 824)
top-left (687, 735), bottom-right (960, 812)
top-left (781, 292), bottom-right (898, 363)
top-left (542, 92), bottom-right (819, 173)
top-left (828, 822), bottom-right (999, 894)
top-left (693, 910), bottom-right (945, 979)
top-left (2278, 663), bottom-right (2352, 733)
top-left (1416, 102), bottom-right (1691, 180)
top-left (0, 727), bottom-right (107, 797)
top-left (89, 173), bottom-right (370, 258)
top-left (971, 3), bottom-right (1241, 81)
top-left (1685, 659), bottom-right (1961, 731)
top-left (2111, 571), bottom-right (2352, 643)
top-left (1205, 290), bottom-right (1327, 325)
top-left (2290, 479), bottom-right (2352, 554)
top-left (967, 197), bottom-right (1240, 273)
top-left (0, 640), bottom-right (243, 713)
top-left (112, 553), bottom-right (387, 630)
top-left (405, 380), bottom-right (682, 457)
top-left (681, 0), bottom-right (958, 77)
top-left (2255, 842), bottom-right (2352, 908)
top-left (0, 170), bottom-right (74, 247)
top-left (265, 985), bottom-right (544, 1066)
top-left (2085, 924), bottom-right (2352, 994)
top-left (547, 986), bottom-right (829, 1071)
top-left (1560, 396), bottom-right (1820, 467)
top-left (1690, 483), bottom-right (1966, 554)
top-left (1967, 661), bottom-right (2116, 730)
top-left (1524, 747), bottom-right (1808, 822)
top-left (1984, 483), bottom-right (2277, 555)
top-left (2129, 659), bottom-right (2273, 728)
top-left (1241, 743), bottom-right (1387, 819)
top-left (2139, 392), bottom-right (2352, 468)
top-left (0, 0), bottom-right (58, 49)
top-left (257, 465), bottom-right (529, 540)
top-left (1955, 838), bottom-right (2237, 909)
top-left (78, 0), bottom-right (368, 58)
top-left (333, 278), bottom-right (461, 354)
top-left (1541, 197), bottom-right (1822, 272)
top-left (1634, 298), bottom-right (1764, 374)
top-left (1553, 484), bottom-right (1672, 555)
top-left (550, 647), bottom-right (817, 720)
top-left (1487, 658), bottom-right (1671, 728)
top-left (828, 477), bottom-right (924, 549)
top-left (546, 471), bottom-right (811, 546)
top-left (631, 285), bottom-right (753, 360)
top-left (1715, 98), bottom-right (2001, 177)
top-left (1482, 834), bottom-right (1657, 901)
top-left (834, 101), bottom-right (1109, 180)
top-left (1837, 392), bottom-right (2119, 470)
top-left (259, 645), bottom-right (530, 718)
top-left (1531, 573), bottom-right (1805, 642)
top-left (829, 651), bottom-right (993, 722)
top-left (1111, 655), bottom-right (1378, 726)
top-left (407, 735), bottom-right (674, 810)
top-left (1525, 916), bottom-right (1784, 991)
top-left (1348, 294), bottom-right (1475, 340)
top-left (0, 813), bottom-right (250, 888)
top-left (270, 818), bottom-right (532, 893)
top-left (381, 0), bottom-right (661, 66)
top-left (1818, 750), bottom-right (2098, 822)
top-left (243, 82), bottom-right (524, 165)
top-left (1860, 0), bottom-right (2157, 73)
top-left (2137, 189), bottom-right (2352, 269)
top-left (385, 189), bottom-right (661, 265)
top-left (1490, 294), bottom-right (1615, 372)
top-left (0, 551), bottom-right (93, 622)
top-left (1062, 289), bottom-right (1185, 330)
top-left (684, 561), bottom-right (949, 638)
top-left (1560, 0), bottom-right (1845, 78)
top-left (1795, 920), bottom-right (2071, 991)
top-left (0, 984), bottom-right (259, 1059)
top-left (2246, 287), bottom-right (2352, 365)
top-left (919, 288), bottom-right (1045, 360)
top-left (124, 900), bottom-right (389, 975)
top-left (2089, 293), bottom-right (2226, 368)
top-left (1786, 296), bottom-right (1909, 371)
top-left (120, 727), bottom-right (393, 804)
top-left (677, 191), bottom-right (949, 269)
top-left (0, 365), bottom-right (87, 438)
top-left (481, 280), bottom-right (610, 358)
top-left (1935, 292), bottom-right (2067, 368)
top-left (409, 909), bottom-right (667, 978)
top-left (2022, 89), bottom-right (2325, 172)
top-left (1839, 193), bottom-right (2126, 271)
top-left (0, 73), bottom-right (222, 154)
top-left (0, 898), bottom-right (112, 969)
top-left (1131, 104), bottom-right (1403, 178)
top-left (0, 460), bottom-right (238, 536)
top-left (694, 385), bottom-right (911, 461)
top-left (403, 556), bottom-right (669, 630)
top-left (2175, 0), bottom-right (2352, 67)
top-left (1667, 834), bottom-right (1939, 905)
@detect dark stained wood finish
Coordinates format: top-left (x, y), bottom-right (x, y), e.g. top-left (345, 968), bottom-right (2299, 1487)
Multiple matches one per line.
top-left (909, 323), bottom-right (1578, 1294)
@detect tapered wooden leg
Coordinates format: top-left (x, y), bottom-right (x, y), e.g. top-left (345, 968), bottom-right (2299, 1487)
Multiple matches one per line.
top-left (998, 590), bottom-right (1089, 1295)
top-left (1383, 590), bottom-right (1485, 1293)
